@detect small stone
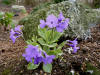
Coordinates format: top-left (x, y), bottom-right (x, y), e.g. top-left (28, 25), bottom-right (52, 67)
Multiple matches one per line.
top-left (44, 73), bottom-right (47, 75)
top-left (40, 70), bottom-right (43, 74)
top-left (54, 70), bottom-right (56, 72)
top-left (85, 58), bottom-right (88, 61)
top-left (35, 73), bottom-right (38, 75)
top-left (11, 5), bottom-right (26, 14)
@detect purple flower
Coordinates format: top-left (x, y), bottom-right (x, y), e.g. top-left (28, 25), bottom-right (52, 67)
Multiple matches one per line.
top-left (56, 12), bottom-right (69, 32)
top-left (56, 26), bottom-right (64, 32)
top-left (34, 50), bottom-right (43, 64)
top-left (23, 45), bottom-right (55, 65)
top-left (58, 12), bottom-right (65, 22)
top-left (42, 52), bottom-right (55, 64)
top-left (73, 46), bottom-right (79, 53)
top-left (10, 25), bottom-right (22, 43)
top-left (34, 57), bottom-right (43, 64)
top-left (40, 20), bottom-right (46, 28)
top-left (10, 29), bottom-right (16, 43)
top-left (46, 14), bottom-right (58, 28)
top-left (14, 25), bottom-right (23, 32)
top-left (68, 38), bottom-right (79, 53)
top-left (64, 18), bottom-right (70, 28)
top-left (22, 45), bottom-right (41, 63)
top-left (69, 38), bottom-right (78, 45)
top-left (56, 18), bottom-right (69, 32)
top-left (56, 21), bottom-right (66, 32)
top-left (39, 12), bottom-right (70, 32)
top-left (10, 29), bottom-right (21, 43)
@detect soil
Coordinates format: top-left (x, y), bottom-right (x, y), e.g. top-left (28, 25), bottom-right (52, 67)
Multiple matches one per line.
top-left (0, 6), bottom-right (100, 75)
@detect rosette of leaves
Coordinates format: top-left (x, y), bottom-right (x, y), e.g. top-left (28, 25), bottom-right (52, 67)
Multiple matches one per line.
top-left (26, 27), bottom-right (65, 57)
top-left (26, 27), bottom-right (66, 73)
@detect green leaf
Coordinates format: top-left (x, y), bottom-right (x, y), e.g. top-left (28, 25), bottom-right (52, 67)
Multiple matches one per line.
top-left (43, 46), bottom-right (50, 52)
top-left (38, 27), bottom-right (46, 40)
top-left (38, 27), bottom-right (61, 44)
top-left (26, 40), bottom-right (40, 47)
top-left (46, 43), bottom-right (57, 47)
top-left (32, 42), bottom-right (40, 46)
top-left (57, 41), bottom-right (66, 50)
top-left (24, 46), bottom-right (27, 48)
top-left (50, 31), bottom-right (62, 43)
top-left (0, 12), bottom-right (4, 18)
top-left (27, 62), bottom-right (39, 70)
top-left (26, 40), bottom-right (33, 44)
top-left (0, 12), bottom-right (13, 27)
top-left (48, 49), bottom-right (63, 57)
top-left (45, 29), bottom-right (52, 42)
top-left (38, 38), bottom-right (57, 47)
top-left (11, 23), bottom-right (15, 29)
top-left (5, 12), bottom-right (13, 18)
top-left (32, 35), bottom-right (38, 42)
top-left (43, 64), bottom-right (52, 73)
top-left (86, 62), bottom-right (100, 75)
top-left (38, 38), bottom-right (46, 45)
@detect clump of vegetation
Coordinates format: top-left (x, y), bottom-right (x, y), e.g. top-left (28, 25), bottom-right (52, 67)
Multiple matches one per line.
top-left (19, 8), bottom-right (48, 40)
top-left (1, 0), bottom-right (16, 5)
top-left (0, 12), bottom-right (14, 30)
top-left (94, 0), bottom-right (100, 8)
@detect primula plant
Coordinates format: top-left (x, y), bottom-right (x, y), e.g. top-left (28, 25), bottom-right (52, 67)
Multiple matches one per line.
top-left (10, 12), bottom-right (79, 73)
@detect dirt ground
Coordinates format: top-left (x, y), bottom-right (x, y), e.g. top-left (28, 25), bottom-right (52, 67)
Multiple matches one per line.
top-left (0, 6), bottom-right (100, 75)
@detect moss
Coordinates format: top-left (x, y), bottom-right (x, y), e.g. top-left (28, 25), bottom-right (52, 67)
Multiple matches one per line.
top-left (19, 1), bottom-right (100, 40)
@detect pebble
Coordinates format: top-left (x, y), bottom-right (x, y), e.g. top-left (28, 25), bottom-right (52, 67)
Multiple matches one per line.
top-left (35, 73), bottom-right (38, 75)
top-left (40, 70), bottom-right (43, 74)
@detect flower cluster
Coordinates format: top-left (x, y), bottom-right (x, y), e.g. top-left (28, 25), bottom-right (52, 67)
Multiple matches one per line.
top-left (68, 38), bottom-right (79, 53)
top-left (22, 45), bottom-right (55, 65)
top-left (10, 25), bottom-right (23, 43)
top-left (40, 12), bottom-right (69, 32)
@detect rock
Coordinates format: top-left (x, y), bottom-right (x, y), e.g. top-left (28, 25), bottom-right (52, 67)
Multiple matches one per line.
top-left (11, 5), bottom-right (27, 14)
top-left (19, 1), bottom-right (100, 40)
